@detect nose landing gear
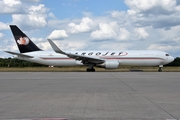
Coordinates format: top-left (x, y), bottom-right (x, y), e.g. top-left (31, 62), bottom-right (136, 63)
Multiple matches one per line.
top-left (158, 67), bottom-right (162, 72)
top-left (158, 65), bottom-right (163, 72)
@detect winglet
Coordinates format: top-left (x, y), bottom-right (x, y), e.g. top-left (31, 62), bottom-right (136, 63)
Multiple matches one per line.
top-left (47, 39), bottom-right (66, 55)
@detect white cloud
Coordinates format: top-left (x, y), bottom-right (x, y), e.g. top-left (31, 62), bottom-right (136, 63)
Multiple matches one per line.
top-left (117, 28), bottom-right (130, 41)
top-left (48, 30), bottom-right (68, 39)
top-left (0, 0), bottom-right (48, 30)
top-left (60, 42), bottom-right (86, 51)
top-left (111, 11), bottom-right (127, 18)
top-left (148, 44), bottom-right (180, 52)
top-left (37, 41), bottom-right (51, 51)
top-left (0, 22), bottom-right (9, 30)
top-left (12, 14), bottom-right (47, 29)
top-left (11, 4), bottom-right (48, 29)
top-left (0, 0), bottom-right (40, 14)
top-left (47, 18), bottom-right (71, 29)
top-left (0, 33), bottom-right (4, 38)
top-left (1, 38), bottom-right (18, 53)
top-left (134, 27), bottom-right (149, 40)
top-left (90, 21), bottom-right (149, 41)
top-left (99, 43), bottom-right (132, 50)
top-left (48, 12), bottom-right (56, 19)
top-left (125, 0), bottom-right (178, 14)
top-left (21, 0), bottom-right (41, 3)
top-left (82, 12), bottom-right (93, 17)
top-left (4, 0), bottom-right (21, 6)
top-left (47, 40), bottom-right (86, 51)
top-left (68, 17), bottom-right (94, 34)
top-left (0, 0), bottom-right (25, 14)
top-left (31, 37), bottom-right (45, 43)
top-left (1, 0), bottom-right (180, 57)
top-left (0, 0), bottom-right (46, 14)
top-left (91, 22), bottom-right (117, 40)
top-left (29, 37), bottom-right (49, 50)
top-left (127, 9), bottom-right (137, 16)
top-left (124, 0), bottom-right (180, 29)
top-left (29, 4), bottom-right (47, 14)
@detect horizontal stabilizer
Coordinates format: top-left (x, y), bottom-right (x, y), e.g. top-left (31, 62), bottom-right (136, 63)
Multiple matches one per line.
top-left (5, 51), bottom-right (34, 58)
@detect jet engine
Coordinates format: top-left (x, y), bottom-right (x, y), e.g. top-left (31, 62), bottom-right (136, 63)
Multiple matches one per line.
top-left (98, 60), bottom-right (120, 69)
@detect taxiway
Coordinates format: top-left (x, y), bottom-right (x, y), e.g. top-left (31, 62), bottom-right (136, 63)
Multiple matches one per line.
top-left (0, 72), bottom-right (180, 120)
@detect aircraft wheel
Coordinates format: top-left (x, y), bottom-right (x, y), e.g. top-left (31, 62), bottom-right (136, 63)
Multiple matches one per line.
top-left (86, 68), bottom-right (95, 72)
top-left (86, 68), bottom-right (91, 72)
top-left (158, 68), bottom-right (162, 72)
top-left (91, 68), bottom-right (95, 72)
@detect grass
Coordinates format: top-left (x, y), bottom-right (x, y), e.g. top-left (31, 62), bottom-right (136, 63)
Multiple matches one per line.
top-left (0, 66), bottom-right (180, 72)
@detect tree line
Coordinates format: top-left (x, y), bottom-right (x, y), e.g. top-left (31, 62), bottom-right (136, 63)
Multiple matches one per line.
top-left (0, 58), bottom-right (47, 67)
top-left (0, 57), bottom-right (180, 67)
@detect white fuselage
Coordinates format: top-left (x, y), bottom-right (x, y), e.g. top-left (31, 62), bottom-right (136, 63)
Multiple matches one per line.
top-left (15, 50), bottom-right (174, 68)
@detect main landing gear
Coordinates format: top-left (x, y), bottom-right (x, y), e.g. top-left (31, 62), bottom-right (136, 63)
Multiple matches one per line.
top-left (86, 64), bottom-right (95, 72)
top-left (86, 68), bottom-right (95, 72)
top-left (158, 65), bottom-right (163, 72)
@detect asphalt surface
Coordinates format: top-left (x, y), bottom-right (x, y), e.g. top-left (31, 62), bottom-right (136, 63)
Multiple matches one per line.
top-left (0, 72), bottom-right (180, 120)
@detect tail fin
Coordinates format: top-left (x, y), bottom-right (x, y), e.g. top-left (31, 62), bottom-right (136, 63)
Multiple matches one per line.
top-left (10, 25), bottom-right (42, 53)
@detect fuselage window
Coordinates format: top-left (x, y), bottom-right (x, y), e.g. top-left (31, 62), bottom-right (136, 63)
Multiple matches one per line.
top-left (165, 54), bottom-right (169, 56)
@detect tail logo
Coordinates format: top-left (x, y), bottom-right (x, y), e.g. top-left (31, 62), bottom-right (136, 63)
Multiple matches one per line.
top-left (17, 37), bottom-right (30, 45)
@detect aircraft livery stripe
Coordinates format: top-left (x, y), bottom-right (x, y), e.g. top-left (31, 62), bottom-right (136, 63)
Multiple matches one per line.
top-left (40, 57), bottom-right (165, 60)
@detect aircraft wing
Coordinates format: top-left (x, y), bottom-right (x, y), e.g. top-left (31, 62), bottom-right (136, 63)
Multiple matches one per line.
top-left (66, 53), bottom-right (105, 64)
top-left (47, 39), bottom-right (105, 64)
top-left (5, 51), bottom-right (34, 58)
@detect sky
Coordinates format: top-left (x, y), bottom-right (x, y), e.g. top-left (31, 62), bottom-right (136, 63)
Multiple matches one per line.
top-left (0, 0), bottom-right (180, 58)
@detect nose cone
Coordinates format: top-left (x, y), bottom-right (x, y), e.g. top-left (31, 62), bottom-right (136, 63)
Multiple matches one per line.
top-left (168, 56), bottom-right (174, 63)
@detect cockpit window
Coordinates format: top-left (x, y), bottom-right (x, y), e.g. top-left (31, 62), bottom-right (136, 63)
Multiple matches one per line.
top-left (165, 54), bottom-right (169, 56)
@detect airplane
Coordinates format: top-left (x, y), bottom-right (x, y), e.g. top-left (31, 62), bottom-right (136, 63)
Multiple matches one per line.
top-left (5, 25), bottom-right (174, 72)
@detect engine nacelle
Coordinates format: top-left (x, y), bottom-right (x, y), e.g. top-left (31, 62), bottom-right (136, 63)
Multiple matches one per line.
top-left (98, 60), bottom-right (120, 69)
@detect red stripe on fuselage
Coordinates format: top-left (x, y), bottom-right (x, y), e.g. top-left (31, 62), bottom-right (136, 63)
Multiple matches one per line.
top-left (40, 57), bottom-right (165, 60)
top-left (40, 58), bottom-right (73, 60)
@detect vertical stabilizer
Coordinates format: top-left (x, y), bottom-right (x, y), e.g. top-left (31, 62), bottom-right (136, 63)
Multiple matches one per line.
top-left (10, 25), bottom-right (42, 53)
